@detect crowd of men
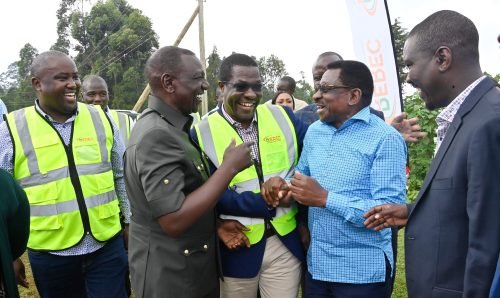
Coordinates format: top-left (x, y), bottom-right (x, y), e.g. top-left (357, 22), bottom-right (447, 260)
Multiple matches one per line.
top-left (0, 9), bottom-right (499, 298)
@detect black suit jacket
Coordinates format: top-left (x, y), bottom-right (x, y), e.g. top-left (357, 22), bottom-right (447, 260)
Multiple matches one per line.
top-left (405, 78), bottom-right (500, 298)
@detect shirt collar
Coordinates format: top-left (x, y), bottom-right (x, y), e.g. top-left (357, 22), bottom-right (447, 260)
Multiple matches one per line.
top-left (437, 75), bottom-right (486, 125)
top-left (325, 106), bottom-right (370, 130)
top-left (147, 95), bottom-right (192, 131)
top-left (220, 103), bottom-right (257, 128)
top-left (35, 98), bottom-right (79, 123)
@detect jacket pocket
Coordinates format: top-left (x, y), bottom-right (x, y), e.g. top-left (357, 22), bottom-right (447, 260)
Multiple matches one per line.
top-left (430, 177), bottom-right (453, 189)
top-left (432, 286), bottom-right (462, 298)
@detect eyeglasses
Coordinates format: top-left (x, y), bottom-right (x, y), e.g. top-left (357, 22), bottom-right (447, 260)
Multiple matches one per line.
top-left (318, 84), bottom-right (353, 94)
top-left (222, 81), bottom-right (263, 92)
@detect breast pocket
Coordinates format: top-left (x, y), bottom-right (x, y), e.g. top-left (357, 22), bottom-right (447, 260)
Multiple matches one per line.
top-left (430, 177), bottom-right (453, 190)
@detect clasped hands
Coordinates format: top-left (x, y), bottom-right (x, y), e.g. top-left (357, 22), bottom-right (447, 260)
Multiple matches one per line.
top-left (261, 171), bottom-right (328, 208)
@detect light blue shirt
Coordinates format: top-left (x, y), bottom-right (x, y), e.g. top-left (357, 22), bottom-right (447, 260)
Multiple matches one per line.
top-left (297, 106), bottom-right (406, 284)
top-left (0, 99), bottom-right (7, 123)
top-left (0, 100), bottom-right (130, 255)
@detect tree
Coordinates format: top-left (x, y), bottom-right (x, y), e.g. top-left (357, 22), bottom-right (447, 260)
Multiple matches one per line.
top-left (256, 54), bottom-right (287, 101)
top-left (391, 18), bottom-right (409, 90)
top-left (294, 71), bottom-right (314, 103)
top-left (205, 46), bottom-right (222, 111)
top-left (67, 0), bottom-right (159, 109)
top-left (1, 44), bottom-right (39, 111)
top-left (51, 0), bottom-right (79, 53)
top-left (17, 43), bottom-right (39, 80)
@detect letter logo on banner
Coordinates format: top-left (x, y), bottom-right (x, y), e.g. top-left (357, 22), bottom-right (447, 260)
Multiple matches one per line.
top-left (345, 0), bottom-right (402, 120)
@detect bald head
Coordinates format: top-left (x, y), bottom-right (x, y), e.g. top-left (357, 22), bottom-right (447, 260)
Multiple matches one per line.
top-left (82, 75), bottom-right (109, 109)
top-left (144, 46), bottom-right (196, 93)
top-left (312, 52), bottom-right (344, 91)
top-left (30, 50), bottom-right (71, 77)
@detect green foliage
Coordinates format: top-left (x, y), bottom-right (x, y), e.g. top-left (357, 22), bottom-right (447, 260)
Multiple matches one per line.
top-left (256, 54), bottom-right (288, 101)
top-left (69, 0), bottom-right (159, 109)
top-left (17, 44), bottom-right (38, 80)
top-left (403, 92), bottom-right (440, 201)
top-left (50, 0), bottom-right (78, 53)
top-left (206, 46), bottom-right (222, 111)
top-left (0, 44), bottom-right (39, 111)
top-left (294, 71), bottom-right (314, 103)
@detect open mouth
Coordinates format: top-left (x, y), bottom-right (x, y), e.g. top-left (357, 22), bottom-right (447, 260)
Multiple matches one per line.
top-left (315, 103), bottom-right (326, 113)
top-left (238, 102), bottom-right (255, 108)
top-left (64, 92), bottom-right (76, 101)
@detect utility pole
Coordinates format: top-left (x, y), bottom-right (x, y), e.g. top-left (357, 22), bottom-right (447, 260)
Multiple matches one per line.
top-left (198, 0), bottom-right (208, 115)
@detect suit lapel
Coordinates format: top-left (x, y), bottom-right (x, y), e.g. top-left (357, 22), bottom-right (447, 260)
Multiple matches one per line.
top-left (410, 78), bottom-right (496, 216)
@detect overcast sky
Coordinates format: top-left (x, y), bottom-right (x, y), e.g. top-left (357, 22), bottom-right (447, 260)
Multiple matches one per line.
top-left (1, 0), bottom-right (499, 90)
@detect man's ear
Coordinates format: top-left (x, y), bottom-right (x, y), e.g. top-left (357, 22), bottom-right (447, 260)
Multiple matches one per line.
top-left (218, 81), bottom-right (225, 93)
top-left (348, 88), bottom-right (362, 106)
top-left (32, 77), bottom-right (41, 92)
top-left (161, 73), bottom-right (175, 93)
top-left (435, 46), bottom-right (452, 72)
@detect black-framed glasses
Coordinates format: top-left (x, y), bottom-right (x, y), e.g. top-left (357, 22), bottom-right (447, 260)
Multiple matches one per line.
top-left (221, 81), bottom-right (263, 92)
top-left (318, 84), bottom-right (353, 94)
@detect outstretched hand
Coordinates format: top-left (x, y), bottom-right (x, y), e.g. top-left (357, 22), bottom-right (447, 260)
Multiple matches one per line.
top-left (217, 219), bottom-right (250, 250)
top-left (363, 204), bottom-right (409, 231)
top-left (390, 112), bottom-right (427, 143)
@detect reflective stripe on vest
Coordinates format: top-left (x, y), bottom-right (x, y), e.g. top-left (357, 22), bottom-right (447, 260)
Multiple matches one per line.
top-left (195, 104), bottom-right (298, 244)
top-left (7, 103), bottom-right (121, 251)
top-left (110, 110), bottom-right (130, 147)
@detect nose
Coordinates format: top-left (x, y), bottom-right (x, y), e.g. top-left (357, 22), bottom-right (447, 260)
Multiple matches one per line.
top-left (202, 79), bottom-right (209, 91)
top-left (243, 87), bottom-right (257, 99)
top-left (312, 89), bottom-right (322, 103)
top-left (68, 77), bottom-right (80, 89)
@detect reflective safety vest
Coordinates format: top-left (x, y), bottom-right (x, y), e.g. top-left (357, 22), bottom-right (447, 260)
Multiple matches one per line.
top-left (6, 103), bottom-right (121, 251)
top-left (109, 110), bottom-right (131, 147)
top-left (194, 104), bottom-right (298, 244)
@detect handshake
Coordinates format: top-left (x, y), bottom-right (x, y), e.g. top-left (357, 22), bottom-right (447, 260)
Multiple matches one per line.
top-left (261, 171), bottom-right (328, 208)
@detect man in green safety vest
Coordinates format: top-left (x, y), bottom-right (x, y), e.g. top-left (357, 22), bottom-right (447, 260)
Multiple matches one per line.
top-left (82, 74), bottom-right (134, 147)
top-left (0, 51), bottom-right (130, 297)
top-left (192, 53), bottom-right (309, 298)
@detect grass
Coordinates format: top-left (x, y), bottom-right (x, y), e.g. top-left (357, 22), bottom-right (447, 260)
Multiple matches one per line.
top-left (19, 229), bottom-right (408, 297)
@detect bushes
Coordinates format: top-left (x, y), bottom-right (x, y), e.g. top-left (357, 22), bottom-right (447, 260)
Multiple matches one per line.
top-left (403, 93), bottom-right (440, 201)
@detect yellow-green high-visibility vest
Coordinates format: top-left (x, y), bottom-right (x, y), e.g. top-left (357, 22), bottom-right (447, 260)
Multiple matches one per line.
top-left (109, 110), bottom-right (131, 147)
top-left (195, 104), bottom-right (298, 245)
top-left (6, 103), bottom-right (122, 251)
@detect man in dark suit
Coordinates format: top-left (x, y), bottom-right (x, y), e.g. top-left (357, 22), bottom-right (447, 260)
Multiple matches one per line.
top-left (364, 10), bottom-right (500, 298)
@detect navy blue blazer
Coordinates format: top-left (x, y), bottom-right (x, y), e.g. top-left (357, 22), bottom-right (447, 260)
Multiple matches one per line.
top-left (191, 106), bottom-right (308, 278)
top-left (405, 78), bottom-right (500, 298)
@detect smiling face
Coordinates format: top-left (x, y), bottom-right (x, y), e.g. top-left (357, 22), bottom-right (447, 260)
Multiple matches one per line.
top-left (82, 77), bottom-right (109, 110)
top-left (172, 54), bottom-right (209, 115)
top-left (313, 68), bottom-right (355, 127)
top-left (222, 65), bottom-right (262, 127)
top-left (403, 36), bottom-right (447, 110)
top-left (275, 92), bottom-right (294, 110)
top-left (32, 55), bottom-right (80, 122)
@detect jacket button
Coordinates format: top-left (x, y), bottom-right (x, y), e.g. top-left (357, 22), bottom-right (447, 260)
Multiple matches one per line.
top-left (203, 244), bottom-right (208, 251)
top-left (184, 249), bottom-right (189, 256)
top-left (163, 179), bottom-right (169, 185)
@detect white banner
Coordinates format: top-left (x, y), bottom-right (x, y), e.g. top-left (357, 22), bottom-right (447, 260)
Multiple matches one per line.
top-left (345, 0), bottom-right (402, 119)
